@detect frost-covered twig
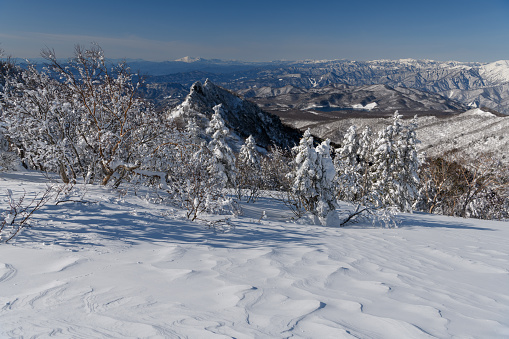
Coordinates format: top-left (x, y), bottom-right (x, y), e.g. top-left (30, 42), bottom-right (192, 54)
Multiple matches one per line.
top-left (0, 188), bottom-right (53, 243)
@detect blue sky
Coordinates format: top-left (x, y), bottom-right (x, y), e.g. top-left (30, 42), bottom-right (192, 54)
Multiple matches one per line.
top-left (1, 0), bottom-right (508, 62)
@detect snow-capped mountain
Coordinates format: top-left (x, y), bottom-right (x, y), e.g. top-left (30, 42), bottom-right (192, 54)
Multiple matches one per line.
top-left (144, 58), bottom-right (509, 114)
top-left (168, 80), bottom-right (301, 149)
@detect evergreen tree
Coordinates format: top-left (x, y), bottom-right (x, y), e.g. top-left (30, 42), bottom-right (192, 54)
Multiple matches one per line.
top-left (315, 139), bottom-right (338, 225)
top-left (289, 129), bottom-right (319, 213)
top-left (371, 112), bottom-right (420, 212)
top-left (395, 115), bottom-right (420, 212)
top-left (237, 135), bottom-right (262, 202)
top-left (335, 125), bottom-right (362, 202)
top-left (206, 104), bottom-right (237, 189)
top-left (289, 129), bottom-right (338, 225)
top-left (371, 112), bottom-right (402, 209)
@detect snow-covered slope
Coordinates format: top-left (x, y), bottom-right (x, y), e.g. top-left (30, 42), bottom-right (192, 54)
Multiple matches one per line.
top-left (479, 60), bottom-right (509, 84)
top-left (1, 171), bottom-right (508, 338)
top-left (284, 108), bottom-right (509, 163)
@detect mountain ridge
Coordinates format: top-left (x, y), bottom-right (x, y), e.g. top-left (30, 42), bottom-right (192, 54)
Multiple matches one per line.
top-left (168, 80), bottom-right (301, 149)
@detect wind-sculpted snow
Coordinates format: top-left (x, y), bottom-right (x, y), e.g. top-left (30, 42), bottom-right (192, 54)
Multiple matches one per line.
top-left (0, 171), bottom-right (508, 338)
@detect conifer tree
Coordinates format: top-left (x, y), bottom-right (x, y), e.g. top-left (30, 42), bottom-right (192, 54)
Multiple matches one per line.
top-left (237, 135), bottom-right (262, 201)
top-left (206, 104), bottom-right (236, 189)
top-left (395, 115), bottom-right (420, 212)
top-left (315, 139), bottom-right (338, 225)
top-left (335, 125), bottom-right (362, 202)
top-left (289, 129), bottom-right (319, 213)
top-left (371, 112), bottom-right (402, 208)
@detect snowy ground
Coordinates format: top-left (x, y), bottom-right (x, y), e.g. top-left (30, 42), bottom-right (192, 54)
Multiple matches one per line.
top-left (1, 171), bottom-right (508, 338)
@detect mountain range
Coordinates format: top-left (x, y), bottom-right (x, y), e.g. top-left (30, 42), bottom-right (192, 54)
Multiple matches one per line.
top-left (172, 79), bottom-right (509, 163)
top-left (142, 58), bottom-right (509, 114)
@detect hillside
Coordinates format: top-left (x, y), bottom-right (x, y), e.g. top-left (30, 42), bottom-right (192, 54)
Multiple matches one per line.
top-left (275, 107), bottom-right (509, 164)
top-left (0, 171), bottom-right (508, 338)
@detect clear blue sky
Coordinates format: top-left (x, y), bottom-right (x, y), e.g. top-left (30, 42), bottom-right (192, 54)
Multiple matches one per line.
top-left (1, 0), bottom-right (508, 62)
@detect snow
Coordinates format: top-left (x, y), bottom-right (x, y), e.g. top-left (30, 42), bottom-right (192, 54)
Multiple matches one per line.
top-left (464, 107), bottom-right (496, 118)
top-left (352, 102), bottom-right (378, 110)
top-left (479, 60), bottom-right (509, 84)
top-left (1, 171), bottom-right (509, 338)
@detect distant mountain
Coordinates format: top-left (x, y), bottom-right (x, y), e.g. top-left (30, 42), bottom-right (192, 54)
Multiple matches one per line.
top-left (238, 83), bottom-right (468, 122)
top-left (142, 58), bottom-right (509, 114)
top-left (168, 80), bottom-right (301, 149)
top-left (10, 56), bottom-right (509, 114)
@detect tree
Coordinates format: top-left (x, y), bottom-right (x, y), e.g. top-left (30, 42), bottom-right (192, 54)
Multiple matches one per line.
top-left (289, 129), bottom-right (319, 214)
top-left (335, 125), bottom-right (363, 202)
top-left (315, 139), bottom-right (338, 225)
top-left (288, 129), bottom-right (338, 225)
top-left (237, 135), bottom-right (262, 202)
top-left (371, 112), bottom-right (419, 212)
top-left (206, 104), bottom-right (237, 189)
top-left (393, 115), bottom-right (420, 212)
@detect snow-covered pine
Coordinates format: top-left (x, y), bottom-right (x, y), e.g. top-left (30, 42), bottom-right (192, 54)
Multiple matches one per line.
top-left (237, 135), bottom-right (262, 202)
top-left (396, 115), bottom-right (420, 212)
top-left (206, 104), bottom-right (237, 189)
top-left (371, 112), bottom-right (420, 212)
top-left (371, 112), bottom-right (402, 209)
top-left (289, 129), bottom-right (319, 215)
top-left (315, 139), bottom-right (338, 225)
top-left (335, 125), bottom-right (363, 202)
top-left (239, 135), bottom-right (260, 169)
top-left (185, 117), bottom-right (202, 143)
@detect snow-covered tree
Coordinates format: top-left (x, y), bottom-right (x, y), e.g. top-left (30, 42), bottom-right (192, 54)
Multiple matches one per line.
top-left (237, 135), bottom-right (262, 202)
top-left (288, 129), bottom-right (338, 225)
top-left (2, 45), bottom-right (165, 186)
top-left (371, 112), bottom-right (400, 208)
top-left (315, 139), bottom-right (338, 225)
top-left (371, 112), bottom-right (420, 212)
top-left (1, 63), bottom-right (80, 182)
top-left (289, 129), bottom-right (319, 214)
top-left (206, 104), bottom-right (236, 189)
top-left (395, 115), bottom-right (420, 212)
top-left (335, 125), bottom-right (363, 202)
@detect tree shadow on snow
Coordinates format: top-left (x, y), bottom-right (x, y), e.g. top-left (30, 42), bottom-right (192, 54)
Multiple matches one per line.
top-left (397, 212), bottom-right (498, 231)
top-left (14, 199), bottom-right (324, 250)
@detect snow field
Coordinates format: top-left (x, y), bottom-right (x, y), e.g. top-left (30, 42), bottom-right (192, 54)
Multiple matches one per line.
top-left (0, 171), bottom-right (509, 338)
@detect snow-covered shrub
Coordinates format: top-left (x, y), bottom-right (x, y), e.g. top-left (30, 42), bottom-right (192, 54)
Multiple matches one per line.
top-left (0, 122), bottom-right (21, 171)
top-left (0, 187), bottom-right (54, 243)
top-left (417, 153), bottom-right (509, 220)
top-left (131, 121), bottom-right (231, 221)
top-left (2, 45), bottom-right (165, 186)
top-left (260, 145), bottom-right (292, 192)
